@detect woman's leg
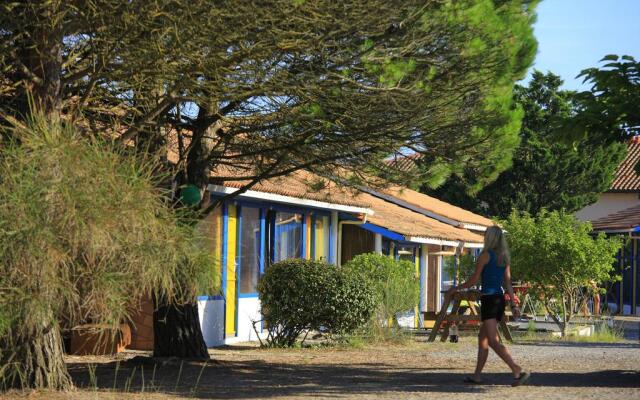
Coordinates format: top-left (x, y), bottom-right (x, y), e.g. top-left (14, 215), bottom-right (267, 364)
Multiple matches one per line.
top-left (473, 322), bottom-right (489, 380)
top-left (484, 318), bottom-right (523, 378)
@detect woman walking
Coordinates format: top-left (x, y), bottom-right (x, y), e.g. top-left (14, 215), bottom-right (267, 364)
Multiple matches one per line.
top-left (446, 226), bottom-right (530, 386)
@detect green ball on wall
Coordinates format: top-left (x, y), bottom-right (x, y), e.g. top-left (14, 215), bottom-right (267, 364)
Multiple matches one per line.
top-left (180, 184), bottom-right (202, 206)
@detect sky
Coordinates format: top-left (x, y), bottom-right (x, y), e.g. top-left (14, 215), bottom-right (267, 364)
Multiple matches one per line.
top-left (523, 0), bottom-right (640, 91)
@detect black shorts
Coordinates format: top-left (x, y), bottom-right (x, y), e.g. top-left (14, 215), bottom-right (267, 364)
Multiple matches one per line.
top-left (480, 294), bottom-right (505, 322)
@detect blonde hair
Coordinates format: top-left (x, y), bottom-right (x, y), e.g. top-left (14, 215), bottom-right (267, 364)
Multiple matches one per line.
top-left (483, 225), bottom-right (510, 266)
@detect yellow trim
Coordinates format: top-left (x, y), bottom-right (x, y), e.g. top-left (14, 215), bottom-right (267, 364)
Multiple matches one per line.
top-left (225, 205), bottom-right (237, 335)
top-left (314, 216), bottom-right (327, 261)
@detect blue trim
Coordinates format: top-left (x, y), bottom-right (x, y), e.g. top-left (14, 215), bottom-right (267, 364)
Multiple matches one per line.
top-left (238, 293), bottom-right (259, 298)
top-left (360, 223), bottom-right (405, 242)
top-left (235, 205), bottom-right (242, 337)
top-left (328, 214), bottom-right (334, 264)
top-left (197, 295), bottom-right (224, 301)
top-left (310, 214), bottom-right (316, 260)
top-left (301, 213), bottom-right (307, 259)
top-left (269, 211), bottom-right (276, 264)
top-left (418, 246), bottom-right (425, 328)
top-left (259, 208), bottom-right (266, 274)
top-left (221, 204), bottom-right (229, 298)
top-left (221, 203), bottom-right (229, 339)
top-left (633, 226), bottom-right (640, 233)
top-left (209, 195), bottom-right (333, 215)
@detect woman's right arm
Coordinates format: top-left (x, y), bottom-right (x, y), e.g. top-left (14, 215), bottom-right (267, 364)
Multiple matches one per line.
top-left (503, 264), bottom-right (520, 319)
top-left (449, 251), bottom-right (487, 293)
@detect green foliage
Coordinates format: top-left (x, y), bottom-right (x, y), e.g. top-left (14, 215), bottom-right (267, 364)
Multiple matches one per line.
top-left (563, 55), bottom-right (640, 144)
top-left (1, 0), bottom-right (538, 192)
top-left (427, 71), bottom-right (627, 218)
top-left (342, 253), bottom-right (419, 331)
top-left (0, 116), bottom-right (213, 389)
top-left (504, 210), bottom-right (622, 336)
top-left (257, 259), bottom-right (376, 348)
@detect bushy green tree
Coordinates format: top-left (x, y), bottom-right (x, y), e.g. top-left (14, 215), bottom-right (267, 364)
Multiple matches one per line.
top-left (343, 253), bottom-right (419, 329)
top-left (0, 116), bottom-right (212, 390)
top-left (504, 210), bottom-right (621, 337)
top-left (427, 71), bottom-right (627, 219)
top-left (1, 0), bottom-right (538, 359)
top-left (257, 259), bottom-right (376, 347)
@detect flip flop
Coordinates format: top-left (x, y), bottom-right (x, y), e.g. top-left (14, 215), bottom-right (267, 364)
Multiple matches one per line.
top-left (512, 371), bottom-right (531, 387)
top-left (463, 376), bottom-right (484, 384)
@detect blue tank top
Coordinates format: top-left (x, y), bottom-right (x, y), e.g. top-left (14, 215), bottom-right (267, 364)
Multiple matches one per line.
top-left (481, 250), bottom-right (505, 295)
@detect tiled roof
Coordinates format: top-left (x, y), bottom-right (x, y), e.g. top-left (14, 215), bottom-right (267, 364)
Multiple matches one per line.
top-left (610, 139), bottom-right (640, 192)
top-left (378, 185), bottom-right (494, 228)
top-left (591, 204), bottom-right (640, 231)
top-left (385, 153), bottom-right (423, 172)
top-left (216, 167), bottom-right (484, 244)
top-left (361, 191), bottom-right (484, 244)
top-left (218, 169), bottom-right (371, 209)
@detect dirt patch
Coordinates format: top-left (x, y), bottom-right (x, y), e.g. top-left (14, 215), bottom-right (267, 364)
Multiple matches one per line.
top-left (3, 337), bottom-right (639, 399)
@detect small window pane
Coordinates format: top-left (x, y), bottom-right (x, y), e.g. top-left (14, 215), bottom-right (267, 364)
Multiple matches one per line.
top-left (274, 212), bottom-right (302, 262)
top-left (240, 207), bottom-right (261, 294)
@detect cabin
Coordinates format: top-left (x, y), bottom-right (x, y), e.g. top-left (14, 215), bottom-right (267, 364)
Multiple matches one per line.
top-left (127, 169), bottom-right (494, 348)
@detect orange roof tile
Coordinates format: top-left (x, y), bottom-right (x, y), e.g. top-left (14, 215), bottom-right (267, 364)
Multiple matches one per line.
top-left (378, 185), bottom-right (493, 228)
top-left (218, 168), bottom-right (371, 209)
top-left (361, 191), bottom-right (485, 244)
top-left (591, 204), bottom-right (640, 231)
top-left (610, 140), bottom-right (640, 192)
top-left (216, 167), bottom-right (484, 244)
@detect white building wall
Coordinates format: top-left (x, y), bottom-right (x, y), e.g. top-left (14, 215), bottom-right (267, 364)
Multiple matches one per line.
top-left (197, 297), bottom-right (225, 347)
top-left (575, 192), bottom-right (640, 222)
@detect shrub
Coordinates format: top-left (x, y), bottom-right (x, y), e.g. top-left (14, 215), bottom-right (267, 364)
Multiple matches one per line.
top-left (342, 253), bottom-right (420, 330)
top-left (0, 116), bottom-right (212, 390)
top-left (257, 259), bottom-right (376, 347)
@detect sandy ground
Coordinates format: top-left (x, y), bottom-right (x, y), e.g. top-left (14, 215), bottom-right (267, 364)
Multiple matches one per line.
top-left (3, 330), bottom-right (639, 400)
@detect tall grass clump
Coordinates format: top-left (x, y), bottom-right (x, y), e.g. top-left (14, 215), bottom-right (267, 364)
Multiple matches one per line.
top-left (343, 253), bottom-right (419, 341)
top-left (0, 115), bottom-right (212, 390)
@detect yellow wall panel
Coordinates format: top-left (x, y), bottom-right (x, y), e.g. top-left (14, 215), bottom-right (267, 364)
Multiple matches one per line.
top-left (225, 204), bottom-right (237, 335)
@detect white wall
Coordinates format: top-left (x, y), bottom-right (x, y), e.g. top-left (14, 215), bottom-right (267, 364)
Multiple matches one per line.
top-left (236, 297), bottom-right (262, 342)
top-left (197, 297), bottom-right (225, 347)
top-left (575, 192), bottom-right (640, 222)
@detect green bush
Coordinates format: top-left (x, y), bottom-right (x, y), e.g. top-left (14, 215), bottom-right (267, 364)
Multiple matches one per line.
top-left (342, 253), bottom-right (420, 330)
top-left (257, 259), bottom-right (376, 347)
top-left (0, 116), bottom-right (212, 390)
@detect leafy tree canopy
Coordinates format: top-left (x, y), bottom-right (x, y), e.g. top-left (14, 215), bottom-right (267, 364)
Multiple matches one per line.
top-left (426, 71), bottom-right (627, 219)
top-left (1, 0), bottom-right (538, 191)
top-left (563, 55), bottom-right (640, 144)
top-left (504, 210), bottom-right (621, 336)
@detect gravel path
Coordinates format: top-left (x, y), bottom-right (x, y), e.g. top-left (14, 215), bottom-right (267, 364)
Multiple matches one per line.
top-left (4, 335), bottom-right (639, 400)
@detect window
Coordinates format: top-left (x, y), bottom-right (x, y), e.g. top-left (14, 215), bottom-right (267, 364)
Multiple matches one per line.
top-left (381, 239), bottom-right (392, 257)
top-left (314, 215), bottom-right (330, 261)
top-left (239, 207), bottom-right (261, 294)
top-left (274, 212), bottom-right (302, 262)
top-left (398, 246), bottom-right (415, 263)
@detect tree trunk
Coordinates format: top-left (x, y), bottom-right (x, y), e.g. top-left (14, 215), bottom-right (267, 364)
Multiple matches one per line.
top-left (153, 296), bottom-right (209, 360)
top-left (1, 326), bottom-right (72, 391)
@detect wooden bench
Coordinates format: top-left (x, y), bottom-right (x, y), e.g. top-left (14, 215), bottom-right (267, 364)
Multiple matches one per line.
top-left (424, 290), bottom-right (512, 342)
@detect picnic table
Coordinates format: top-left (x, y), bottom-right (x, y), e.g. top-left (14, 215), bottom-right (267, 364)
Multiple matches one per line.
top-left (425, 289), bottom-right (513, 342)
